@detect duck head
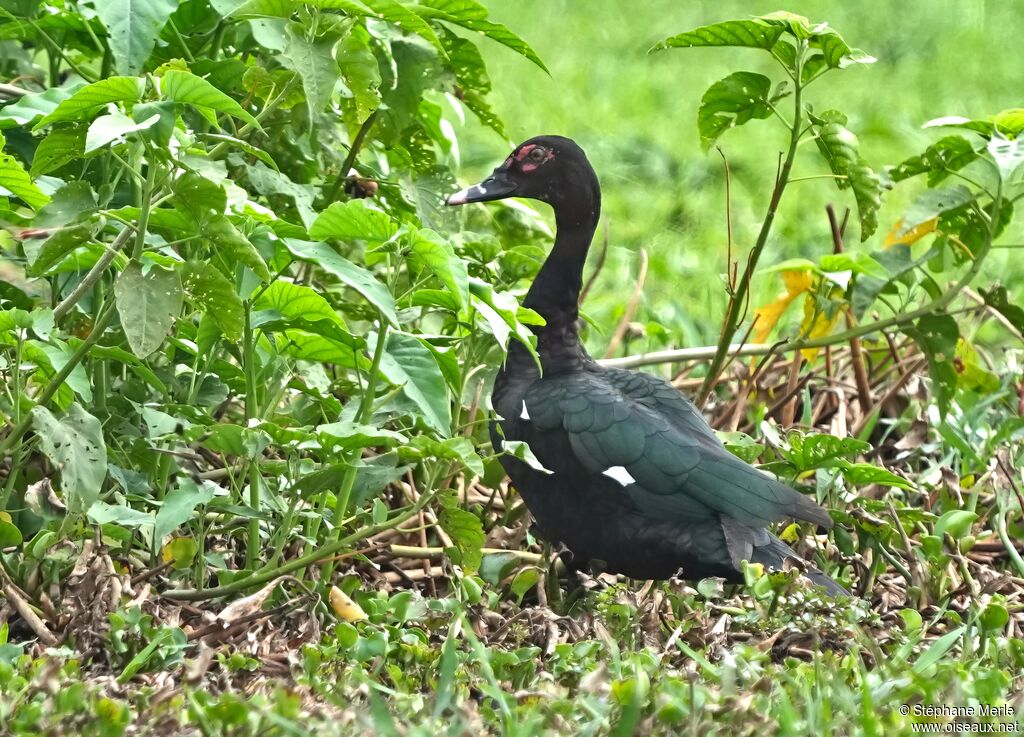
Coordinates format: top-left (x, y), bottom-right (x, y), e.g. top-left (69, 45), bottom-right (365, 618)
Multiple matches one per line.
top-left (446, 136), bottom-right (600, 224)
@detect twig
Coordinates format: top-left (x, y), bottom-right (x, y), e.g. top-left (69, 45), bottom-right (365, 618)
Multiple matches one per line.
top-left (0, 82), bottom-right (29, 98)
top-left (324, 110), bottom-right (379, 203)
top-left (53, 226), bottom-right (133, 321)
top-left (779, 351), bottom-right (803, 426)
top-left (603, 249), bottom-right (648, 358)
top-left (827, 204), bottom-right (872, 413)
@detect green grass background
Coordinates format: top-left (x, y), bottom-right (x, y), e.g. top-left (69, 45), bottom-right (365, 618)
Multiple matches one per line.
top-left (454, 0), bottom-right (1024, 352)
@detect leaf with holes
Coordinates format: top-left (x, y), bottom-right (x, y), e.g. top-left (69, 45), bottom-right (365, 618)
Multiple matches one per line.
top-left (899, 186), bottom-right (974, 236)
top-left (438, 491), bottom-right (484, 573)
top-left (95, 0), bottom-right (178, 75)
top-left (810, 117), bottom-right (883, 240)
top-left (204, 215), bottom-right (271, 281)
top-left (337, 25), bottom-right (381, 125)
top-left (114, 263), bottom-right (183, 358)
top-left (30, 404), bottom-right (107, 514)
top-left (891, 136), bottom-right (982, 185)
top-left (180, 261), bottom-right (243, 342)
top-left (697, 71), bottom-right (772, 150)
top-left (907, 313), bottom-right (960, 417)
top-left (281, 24), bottom-right (337, 117)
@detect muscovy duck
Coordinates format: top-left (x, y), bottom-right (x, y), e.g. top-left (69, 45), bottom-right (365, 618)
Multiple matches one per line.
top-left (447, 136), bottom-right (848, 596)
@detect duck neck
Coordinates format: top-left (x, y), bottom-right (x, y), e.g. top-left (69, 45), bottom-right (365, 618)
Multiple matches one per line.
top-left (522, 188), bottom-right (601, 333)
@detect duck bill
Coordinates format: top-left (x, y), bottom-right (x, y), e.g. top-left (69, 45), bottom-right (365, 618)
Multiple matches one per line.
top-left (446, 171), bottom-right (517, 206)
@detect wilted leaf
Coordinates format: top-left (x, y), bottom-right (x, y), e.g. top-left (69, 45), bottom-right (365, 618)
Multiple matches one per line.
top-left (329, 585), bottom-right (368, 622)
top-left (753, 269), bottom-right (813, 344)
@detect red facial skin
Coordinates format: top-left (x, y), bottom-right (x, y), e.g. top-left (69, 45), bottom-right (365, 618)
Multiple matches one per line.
top-left (508, 144), bottom-right (556, 173)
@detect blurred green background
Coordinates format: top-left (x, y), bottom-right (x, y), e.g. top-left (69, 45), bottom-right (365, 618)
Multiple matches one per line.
top-left (450, 1), bottom-right (1024, 355)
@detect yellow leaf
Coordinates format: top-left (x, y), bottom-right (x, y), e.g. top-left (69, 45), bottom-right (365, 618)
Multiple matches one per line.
top-left (329, 585), bottom-right (368, 623)
top-left (779, 522), bottom-right (800, 543)
top-left (161, 536), bottom-right (198, 569)
top-left (752, 269), bottom-right (814, 344)
top-left (884, 217), bottom-right (937, 248)
top-left (799, 290), bottom-right (844, 362)
top-left (0, 511), bottom-right (11, 524)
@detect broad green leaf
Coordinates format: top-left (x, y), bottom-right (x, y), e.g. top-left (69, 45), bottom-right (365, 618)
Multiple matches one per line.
top-left (204, 215), bottom-right (271, 281)
top-left (317, 421), bottom-right (407, 450)
top-left (88, 501), bottom-right (155, 528)
top-left (377, 330), bottom-right (451, 435)
top-left (317, 0), bottom-right (445, 56)
top-left (839, 463), bottom-right (912, 490)
top-left (652, 19), bottom-right (785, 53)
top-left (30, 403), bottom-right (107, 514)
top-left (811, 119), bottom-right (883, 240)
top-left (697, 71), bottom-right (772, 150)
top-left (808, 27), bottom-right (875, 70)
top-left (30, 128), bottom-right (86, 176)
top-left (180, 260), bottom-right (244, 341)
top-left (173, 170), bottom-right (227, 224)
top-left (0, 83), bottom-right (85, 128)
top-left (414, 0), bottom-right (547, 73)
top-left (281, 24), bottom-right (337, 118)
top-left (782, 433), bottom-right (870, 471)
top-left (242, 162), bottom-right (316, 229)
top-left (95, 0), bottom-right (179, 75)
top-left (254, 279), bottom-right (347, 327)
top-left (406, 228), bottom-right (469, 309)
top-left (0, 518), bottom-right (23, 547)
top-left (438, 492), bottom-right (484, 573)
top-left (907, 313), bottom-right (960, 417)
top-left (899, 186), bottom-right (974, 235)
top-left (337, 25), bottom-right (382, 125)
top-left (309, 199), bottom-right (399, 242)
top-left (0, 143), bottom-right (48, 209)
top-left (924, 109), bottom-right (1024, 139)
top-left (284, 238), bottom-right (398, 325)
top-left (85, 111), bottom-right (159, 153)
top-left (273, 328), bottom-right (364, 366)
top-left (34, 77), bottom-right (145, 128)
top-left (155, 478), bottom-right (217, 542)
top-left (890, 135), bottom-right (981, 185)
top-left (114, 263), bottom-right (184, 358)
top-left (160, 69), bottom-right (260, 129)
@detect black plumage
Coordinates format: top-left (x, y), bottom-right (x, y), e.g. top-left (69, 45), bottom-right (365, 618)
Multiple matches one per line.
top-left (447, 136), bottom-right (848, 596)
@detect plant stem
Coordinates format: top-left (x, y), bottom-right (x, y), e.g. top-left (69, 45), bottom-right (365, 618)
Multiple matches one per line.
top-left (53, 227), bottom-right (133, 321)
top-left (164, 488), bottom-right (439, 601)
top-left (243, 301), bottom-right (261, 568)
top-left (325, 110), bottom-right (379, 203)
top-left (697, 47), bottom-right (806, 406)
top-left (320, 321), bottom-right (390, 583)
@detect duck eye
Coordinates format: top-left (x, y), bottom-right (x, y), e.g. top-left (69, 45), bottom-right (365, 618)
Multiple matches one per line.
top-left (527, 147), bottom-right (547, 163)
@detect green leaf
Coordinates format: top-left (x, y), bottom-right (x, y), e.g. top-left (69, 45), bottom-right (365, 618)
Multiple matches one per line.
top-left (652, 19), bottom-right (784, 52)
top-left (414, 0), bottom-right (547, 73)
top-left (377, 331), bottom-right (451, 435)
top-left (114, 263), bottom-right (184, 358)
top-left (253, 279), bottom-right (348, 328)
top-left (337, 25), bottom-right (382, 125)
top-left (907, 313), bottom-right (960, 417)
top-left (30, 403), bottom-right (107, 514)
top-left (180, 261), bottom-right (243, 341)
top-left (204, 215), bottom-right (271, 281)
top-left (85, 110), bottom-right (159, 153)
top-left (309, 199), bottom-right (399, 242)
top-left (913, 627), bottom-right (965, 673)
top-left (317, 421), bottom-right (407, 450)
top-left (899, 185), bottom-right (974, 235)
top-left (0, 143), bottom-right (48, 209)
top-left (808, 27), bottom-right (875, 70)
top-left (284, 238), bottom-right (398, 326)
top-left (438, 492), bottom-right (484, 573)
top-left (30, 128), bottom-right (86, 176)
top-left (0, 82), bottom-right (86, 128)
top-left (95, 0), bottom-right (179, 75)
top-left (934, 509), bottom-right (977, 540)
top-left (0, 518), bottom-right (23, 547)
top-left (810, 119), bottom-right (883, 240)
top-left (34, 77), bottom-right (145, 128)
top-left (782, 433), bottom-right (870, 472)
top-left (696, 71), bottom-right (772, 150)
top-left (979, 285), bottom-right (1024, 335)
top-left (155, 478), bottom-right (217, 542)
top-left (406, 228), bottom-right (469, 309)
top-left (839, 463), bottom-right (912, 490)
top-left (281, 23), bottom-right (337, 117)
top-left (890, 135), bottom-right (981, 185)
top-left (160, 69), bottom-right (260, 129)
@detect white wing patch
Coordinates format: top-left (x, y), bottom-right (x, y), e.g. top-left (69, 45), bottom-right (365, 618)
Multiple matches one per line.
top-left (602, 466), bottom-right (635, 486)
top-left (519, 401), bottom-right (530, 420)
